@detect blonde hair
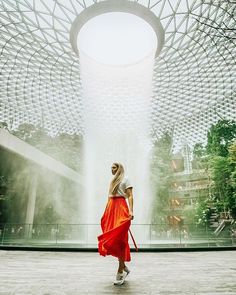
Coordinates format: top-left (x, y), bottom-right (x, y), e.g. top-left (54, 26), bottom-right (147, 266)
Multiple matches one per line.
top-left (109, 162), bottom-right (124, 195)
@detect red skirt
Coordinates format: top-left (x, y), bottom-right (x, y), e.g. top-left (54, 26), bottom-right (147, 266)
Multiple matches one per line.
top-left (97, 196), bottom-right (137, 262)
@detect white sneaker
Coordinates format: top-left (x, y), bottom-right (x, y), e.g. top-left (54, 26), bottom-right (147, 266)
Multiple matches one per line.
top-left (113, 271), bottom-right (126, 285)
top-left (123, 266), bottom-right (130, 276)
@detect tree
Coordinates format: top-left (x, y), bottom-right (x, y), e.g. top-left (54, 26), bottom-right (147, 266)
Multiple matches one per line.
top-left (192, 143), bottom-right (208, 170)
top-left (206, 119), bottom-right (236, 157)
top-left (206, 120), bottom-right (236, 216)
top-left (208, 155), bottom-right (234, 214)
top-left (12, 123), bottom-right (37, 141)
top-left (193, 120), bottom-right (236, 226)
top-left (228, 142), bottom-right (236, 216)
top-left (191, 1), bottom-right (236, 43)
top-left (150, 131), bottom-right (173, 224)
top-left (11, 123), bottom-right (83, 172)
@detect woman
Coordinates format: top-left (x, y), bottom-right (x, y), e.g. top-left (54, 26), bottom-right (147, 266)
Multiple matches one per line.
top-left (97, 162), bottom-right (138, 285)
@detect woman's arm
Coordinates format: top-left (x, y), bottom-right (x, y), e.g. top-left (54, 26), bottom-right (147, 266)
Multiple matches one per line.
top-left (126, 187), bottom-right (134, 220)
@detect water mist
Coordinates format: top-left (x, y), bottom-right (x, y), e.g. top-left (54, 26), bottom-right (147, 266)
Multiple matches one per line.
top-left (78, 12), bottom-right (157, 245)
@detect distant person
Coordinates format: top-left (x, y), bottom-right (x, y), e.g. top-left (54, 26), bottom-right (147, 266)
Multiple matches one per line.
top-left (97, 162), bottom-right (138, 285)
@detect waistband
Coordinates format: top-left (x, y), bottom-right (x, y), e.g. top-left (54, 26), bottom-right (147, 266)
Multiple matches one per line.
top-left (109, 195), bottom-right (125, 198)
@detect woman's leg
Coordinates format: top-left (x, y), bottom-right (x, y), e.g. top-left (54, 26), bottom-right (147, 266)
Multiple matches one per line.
top-left (117, 257), bottom-right (125, 273)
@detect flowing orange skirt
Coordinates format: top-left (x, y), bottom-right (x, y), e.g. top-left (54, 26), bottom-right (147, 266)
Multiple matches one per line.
top-left (97, 196), bottom-right (137, 262)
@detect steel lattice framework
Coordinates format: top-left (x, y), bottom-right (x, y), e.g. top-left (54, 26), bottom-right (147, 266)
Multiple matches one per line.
top-left (0, 0), bottom-right (235, 150)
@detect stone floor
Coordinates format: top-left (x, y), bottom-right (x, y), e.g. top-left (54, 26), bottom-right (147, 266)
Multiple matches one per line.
top-left (0, 250), bottom-right (236, 295)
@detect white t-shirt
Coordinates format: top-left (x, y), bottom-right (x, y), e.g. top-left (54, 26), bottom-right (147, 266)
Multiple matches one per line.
top-left (109, 177), bottom-right (133, 199)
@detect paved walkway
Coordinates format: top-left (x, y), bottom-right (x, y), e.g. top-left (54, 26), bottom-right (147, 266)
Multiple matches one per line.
top-left (0, 250), bottom-right (236, 294)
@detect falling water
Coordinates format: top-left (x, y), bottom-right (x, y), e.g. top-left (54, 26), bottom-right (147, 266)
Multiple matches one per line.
top-left (76, 11), bottom-right (157, 244)
top-left (79, 51), bottom-right (156, 244)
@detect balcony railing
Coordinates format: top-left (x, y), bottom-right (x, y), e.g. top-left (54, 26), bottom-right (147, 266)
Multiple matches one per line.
top-left (169, 184), bottom-right (210, 192)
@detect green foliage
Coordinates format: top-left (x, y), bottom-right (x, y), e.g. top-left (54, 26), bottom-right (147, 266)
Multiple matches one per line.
top-left (194, 120), bottom-right (236, 225)
top-left (151, 131), bottom-right (173, 223)
top-left (193, 143), bottom-right (206, 158)
top-left (228, 142), bottom-right (236, 216)
top-left (0, 121), bottom-right (9, 129)
top-left (192, 143), bottom-right (208, 170)
top-left (207, 141), bottom-right (236, 217)
top-left (0, 122), bottom-right (83, 224)
top-left (206, 119), bottom-right (236, 157)
top-left (0, 151), bottom-right (29, 223)
top-left (209, 156), bottom-right (232, 197)
top-left (12, 123), bottom-right (38, 141)
top-left (182, 206), bottom-right (198, 225)
top-left (194, 198), bottom-right (211, 227)
top-left (12, 123), bottom-right (83, 171)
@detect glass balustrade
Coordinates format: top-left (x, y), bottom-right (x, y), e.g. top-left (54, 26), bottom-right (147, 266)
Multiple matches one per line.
top-left (0, 223), bottom-right (235, 248)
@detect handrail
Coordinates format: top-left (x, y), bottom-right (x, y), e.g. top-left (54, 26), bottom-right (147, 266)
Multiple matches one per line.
top-left (0, 222), bottom-right (235, 248)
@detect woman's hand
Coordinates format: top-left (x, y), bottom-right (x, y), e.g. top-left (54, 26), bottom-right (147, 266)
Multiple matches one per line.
top-left (129, 211), bottom-right (134, 220)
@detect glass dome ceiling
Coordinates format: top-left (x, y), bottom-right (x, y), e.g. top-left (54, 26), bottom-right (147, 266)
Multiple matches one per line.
top-left (0, 0), bottom-right (235, 151)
